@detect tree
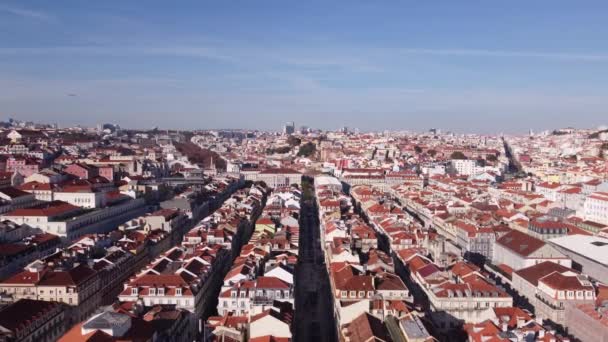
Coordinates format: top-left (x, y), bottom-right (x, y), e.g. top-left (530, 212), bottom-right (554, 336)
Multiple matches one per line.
top-left (414, 145), bottom-right (423, 154)
top-left (450, 151), bottom-right (467, 160)
top-left (486, 154), bottom-right (498, 162)
top-left (287, 136), bottom-right (301, 147)
top-left (297, 142), bottom-right (316, 157)
top-left (427, 149), bottom-right (437, 157)
top-left (267, 146), bottom-right (291, 154)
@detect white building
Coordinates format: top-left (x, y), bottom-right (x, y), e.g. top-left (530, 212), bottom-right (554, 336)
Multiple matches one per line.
top-left (584, 192), bottom-right (608, 225)
top-left (245, 168), bottom-right (302, 189)
top-left (450, 159), bottom-right (478, 176)
top-left (492, 230), bottom-right (571, 271)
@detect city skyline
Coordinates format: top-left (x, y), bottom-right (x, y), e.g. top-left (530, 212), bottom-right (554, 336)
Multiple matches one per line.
top-left (2, 1), bottom-right (608, 132)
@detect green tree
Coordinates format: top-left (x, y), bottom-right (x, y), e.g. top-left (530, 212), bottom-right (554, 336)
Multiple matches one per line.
top-left (297, 142), bottom-right (316, 157)
top-left (287, 136), bottom-right (301, 147)
top-left (450, 151), bottom-right (467, 160)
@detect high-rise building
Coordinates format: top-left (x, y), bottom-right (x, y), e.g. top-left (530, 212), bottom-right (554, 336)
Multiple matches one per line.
top-left (283, 121), bottom-right (295, 135)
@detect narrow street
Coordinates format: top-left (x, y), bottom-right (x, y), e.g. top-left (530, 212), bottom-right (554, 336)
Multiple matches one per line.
top-left (294, 199), bottom-right (338, 342)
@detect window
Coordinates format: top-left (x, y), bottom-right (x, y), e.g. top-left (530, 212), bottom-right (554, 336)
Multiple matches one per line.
top-left (158, 288), bottom-right (164, 296)
top-left (150, 288), bottom-right (156, 296)
top-left (176, 288), bottom-right (182, 296)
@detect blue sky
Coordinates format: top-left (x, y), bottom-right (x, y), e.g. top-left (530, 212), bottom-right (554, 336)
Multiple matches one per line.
top-left (1, 1), bottom-right (607, 133)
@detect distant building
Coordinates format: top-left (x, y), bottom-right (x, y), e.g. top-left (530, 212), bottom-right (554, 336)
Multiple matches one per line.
top-left (245, 168), bottom-right (302, 189)
top-left (449, 159), bottom-right (479, 176)
top-left (283, 122), bottom-right (295, 135)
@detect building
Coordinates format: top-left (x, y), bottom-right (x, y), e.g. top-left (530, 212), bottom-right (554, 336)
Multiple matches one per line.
top-left (58, 310), bottom-right (170, 342)
top-left (584, 192), bottom-right (608, 225)
top-left (249, 168), bottom-right (302, 189)
top-left (0, 299), bottom-right (65, 342)
top-left (1, 198), bottom-right (147, 240)
top-left (283, 122), bottom-right (295, 135)
top-left (450, 159), bottom-right (478, 176)
top-left (0, 264), bottom-right (100, 324)
top-left (512, 261), bottom-right (595, 326)
top-left (218, 276), bottom-right (294, 316)
top-left (565, 303), bottom-right (608, 342)
top-left (64, 163), bottom-right (99, 180)
top-left (549, 234), bottom-right (608, 284)
top-left (492, 230), bottom-right (571, 271)
top-left (453, 221), bottom-right (497, 260)
top-left (528, 217), bottom-right (573, 241)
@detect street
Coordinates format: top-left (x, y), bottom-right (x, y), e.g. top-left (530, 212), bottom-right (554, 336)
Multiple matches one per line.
top-left (293, 200), bottom-right (338, 342)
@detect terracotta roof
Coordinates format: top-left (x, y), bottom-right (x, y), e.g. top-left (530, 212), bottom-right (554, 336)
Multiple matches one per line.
top-left (513, 261), bottom-right (573, 286)
top-left (341, 312), bottom-right (390, 342)
top-left (259, 168), bottom-right (301, 174)
top-left (0, 186), bottom-right (31, 199)
top-left (4, 200), bottom-right (80, 217)
top-left (0, 299), bottom-right (61, 332)
top-left (495, 230), bottom-right (545, 257)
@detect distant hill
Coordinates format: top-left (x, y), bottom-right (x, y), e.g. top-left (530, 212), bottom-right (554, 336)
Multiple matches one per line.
top-left (589, 129), bottom-right (608, 139)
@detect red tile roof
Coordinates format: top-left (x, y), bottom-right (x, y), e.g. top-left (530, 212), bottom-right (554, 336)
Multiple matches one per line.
top-left (495, 230), bottom-right (545, 257)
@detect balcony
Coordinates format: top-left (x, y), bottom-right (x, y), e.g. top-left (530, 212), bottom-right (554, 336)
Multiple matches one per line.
top-left (535, 294), bottom-right (564, 311)
top-left (252, 296), bottom-right (287, 305)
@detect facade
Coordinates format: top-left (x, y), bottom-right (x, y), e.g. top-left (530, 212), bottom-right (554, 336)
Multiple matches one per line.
top-left (0, 264), bottom-right (101, 323)
top-left (492, 229), bottom-right (571, 271)
top-left (0, 299), bottom-right (65, 342)
top-left (549, 234), bottom-right (608, 284)
top-left (64, 163), bottom-right (99, 180)
top-left (247, 168), bottom-right (302, 189)
top-left (218, 276), bottom-right (294, 316)
top-left (565, 304), bottom-right (608, 342)
top-left (450, 159), bottom-right (478, 176)
top-left (512, 261), bottom-right (595, 326)
top-left (584, 192), bottom-right (608, 225)
top-left (1, 198), bottom-right (147, 239)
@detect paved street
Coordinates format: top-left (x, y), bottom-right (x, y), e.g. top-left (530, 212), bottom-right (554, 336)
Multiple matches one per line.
top-left (294, 200), bottom-right (338, 342)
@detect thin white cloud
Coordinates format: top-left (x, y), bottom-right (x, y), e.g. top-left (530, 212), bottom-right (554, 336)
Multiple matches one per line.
top-left (397, 48), bottom-right (608, 62)
top-left (0, 46), bottom-right (236, 62)
top-left (0, 4), bottom-right (54, 22)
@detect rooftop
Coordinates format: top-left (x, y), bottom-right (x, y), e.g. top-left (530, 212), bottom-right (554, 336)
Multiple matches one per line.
top-left (549, 234), bottom-right (608, 266)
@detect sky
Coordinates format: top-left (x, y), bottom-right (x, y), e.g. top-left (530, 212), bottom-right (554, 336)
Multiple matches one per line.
top-left (1, 1), bottom-right (608, 133)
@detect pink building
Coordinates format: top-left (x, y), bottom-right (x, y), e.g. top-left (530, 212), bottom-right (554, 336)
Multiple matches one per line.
top-left (64, 163), bottom-right (99, 180)
top-left (6, 157), bottom-right (40, 177)
top-left (97, 165), bottom-right (114, 181)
